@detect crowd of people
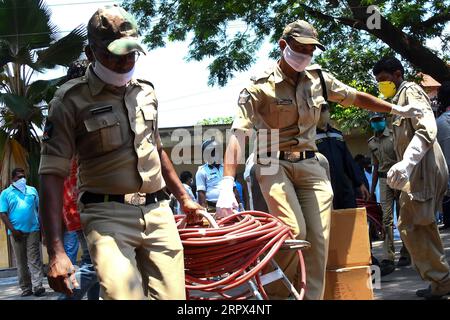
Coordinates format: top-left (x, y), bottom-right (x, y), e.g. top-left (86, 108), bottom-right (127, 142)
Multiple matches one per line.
top-left (0, 4), bottom-right (449, 300)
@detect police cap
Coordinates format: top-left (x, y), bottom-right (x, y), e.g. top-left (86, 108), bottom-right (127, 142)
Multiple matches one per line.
top-left (87, 5), bottom-right (146, 55)
top-left (282, 20), bottom-right (326, 51)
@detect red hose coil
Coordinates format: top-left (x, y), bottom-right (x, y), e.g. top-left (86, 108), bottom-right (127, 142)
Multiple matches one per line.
top-left (175, 210), bottom-right (307, 300)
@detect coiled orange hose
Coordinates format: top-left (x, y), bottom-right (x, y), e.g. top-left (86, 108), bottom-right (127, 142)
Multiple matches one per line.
top-left (175, 210), bottom-right (307, 300)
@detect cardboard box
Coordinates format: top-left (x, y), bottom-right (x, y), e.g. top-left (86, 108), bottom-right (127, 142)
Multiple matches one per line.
top-left (324, 266), bottom-right (374, 300)
top-left (327, 207), bottom-right (371, 269)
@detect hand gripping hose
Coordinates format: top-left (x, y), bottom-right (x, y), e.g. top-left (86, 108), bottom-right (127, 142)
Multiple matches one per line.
top-left (175, 210), bottom-right (307, 300)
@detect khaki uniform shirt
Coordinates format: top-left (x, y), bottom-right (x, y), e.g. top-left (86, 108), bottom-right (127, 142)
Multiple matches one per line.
top-left (231, 63), bottom-right (357, 155)
top-left (368, 128), bottom-right (397, 173)
top-left (391, 81), bottom-right (448, 219)
top-left (39, 67), bottom-right (165, 195)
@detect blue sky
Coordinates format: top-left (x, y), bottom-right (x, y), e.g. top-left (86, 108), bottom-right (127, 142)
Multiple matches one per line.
top-left (41, 0), bottom-right (274, 128)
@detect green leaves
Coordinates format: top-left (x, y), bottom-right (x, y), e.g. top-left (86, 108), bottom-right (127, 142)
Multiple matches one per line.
top-left (0, 0), bottom-right (55, 51)
top-left (124, 0), bottom-right (449, 86)
top-left (34, 25), bottom-right (87, 71)
top-left (0, 0), bottom-right (86, 187)
top-left (197, 116), bottom-right (234, 125)
top-left (26, 76), bottom-right (65, 104)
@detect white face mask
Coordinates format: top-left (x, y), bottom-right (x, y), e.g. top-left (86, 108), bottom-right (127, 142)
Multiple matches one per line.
top-left (13, 177), bottom-right (26, 194)
top-left (92, 57), bottom-right (135, 87)
top-left (283, 44), bottom-right (312, 72)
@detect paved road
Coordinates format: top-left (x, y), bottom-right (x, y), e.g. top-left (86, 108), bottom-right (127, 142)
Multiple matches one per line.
top-left (372, 227), bottom-right (450, 300)
top-left (1, 228), bottom-right (448, 300)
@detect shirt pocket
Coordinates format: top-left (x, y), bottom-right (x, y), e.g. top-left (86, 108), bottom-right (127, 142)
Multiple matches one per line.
top-left (306, 81), bottom-right (326, 124)
top-left (269, 101), bottom-right (298, 128)
top-left (392, 116), bottom-right (409, 150)
top-left (83, 112), bottom-right (123, 153)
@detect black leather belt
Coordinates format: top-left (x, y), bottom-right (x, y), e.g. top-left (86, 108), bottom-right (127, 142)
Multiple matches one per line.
top-left (279, 151), bottom-right (316, 162)
top-left (378, 171), bottom-right (387, 178)
top-left (81, 190), bottom-right (170, 206)
top-left (207, 201), bottom-right (217, 208)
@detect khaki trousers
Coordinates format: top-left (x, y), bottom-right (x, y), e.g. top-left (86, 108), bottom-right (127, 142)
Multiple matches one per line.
top-left (379, 178), bottom-right (396, 261)
top-left (398, 195), bottom-right (450, 294)
top-left (10, 231), bottom-right (44, 292)
top-left (255, 157), bottom-right (333, 300)
top-left (379, 178), bottom-right (410, 261)
top-left (80, 200), bottom-right (185, 300)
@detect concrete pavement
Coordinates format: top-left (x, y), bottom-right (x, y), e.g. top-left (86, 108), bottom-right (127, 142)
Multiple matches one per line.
top-left (1, 228), bottom-right (449, 300)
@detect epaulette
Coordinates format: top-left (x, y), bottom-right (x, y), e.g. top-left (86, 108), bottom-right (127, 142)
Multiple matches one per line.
top-left (136, 78), bottom-right (155, 89)
top-left (54, 77), bottom-right (87, 100)
top-left (250, 69), bottom-right (271, 83)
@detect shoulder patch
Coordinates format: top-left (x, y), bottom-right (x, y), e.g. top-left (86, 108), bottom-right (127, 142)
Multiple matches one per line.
top-left (136, 79), bottom-right (154, 89)
top-left (238, 89), bottom-right (251, 105)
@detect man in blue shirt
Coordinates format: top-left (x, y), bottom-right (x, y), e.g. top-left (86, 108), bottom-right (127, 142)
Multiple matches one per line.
top-left (0, 168), bottom-right (45, 297)
top-left (196, 139), bottom-right (241, 213)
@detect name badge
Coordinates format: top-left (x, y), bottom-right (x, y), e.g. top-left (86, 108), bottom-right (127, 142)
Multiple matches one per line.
top-left (276, 99), bottom-right (293, 105)
top-left (90, 105), bottom-right (113, 115)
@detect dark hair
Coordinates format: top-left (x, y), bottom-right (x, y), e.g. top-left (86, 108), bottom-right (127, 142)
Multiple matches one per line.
top-left (438, 81), bottom-right (450, 109)
top-left (66, 60), bottom-right (89, 81)
top-left (11, 168), bottom-right (25, 178)
top-left (180, 171), bottom-right (193, 184)
top-left (372, 56), bottom-right (404, 77)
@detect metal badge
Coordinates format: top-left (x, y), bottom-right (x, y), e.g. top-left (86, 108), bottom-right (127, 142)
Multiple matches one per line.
top-left (124, 192), bottom-right (146, 206)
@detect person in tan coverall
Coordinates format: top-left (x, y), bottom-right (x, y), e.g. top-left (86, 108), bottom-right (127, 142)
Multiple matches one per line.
top-left (373, 56), bottom-right (450, 300)
top-left (213, 20), bottom-right (424, 300)
top-left (38, 5), bottom-right (202, 300)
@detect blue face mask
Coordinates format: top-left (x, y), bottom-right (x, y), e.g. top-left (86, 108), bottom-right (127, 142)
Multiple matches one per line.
top-left (371, 121), bottom-right (386, 132)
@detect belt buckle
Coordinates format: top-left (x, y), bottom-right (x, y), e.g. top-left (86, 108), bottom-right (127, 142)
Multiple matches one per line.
top-left (285, 151), bottom-right (303, 162)
top-left (124, 192), bottom-right (146, 206)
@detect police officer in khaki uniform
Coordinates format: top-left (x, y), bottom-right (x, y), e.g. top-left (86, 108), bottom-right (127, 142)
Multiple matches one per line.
top-left (368, 113), bottom-right (410, 276)
top-left (38, 5), bottom-right (202, 300)
top-left (214, 20), bottom-right (424, 300)
top-left (373, 56), bottom-right (450, 299)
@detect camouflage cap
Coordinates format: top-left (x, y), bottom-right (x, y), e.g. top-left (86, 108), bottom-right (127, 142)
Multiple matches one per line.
top-left (282, 20), bottom-right (326, 51)
top-left (369, 112), bottom-right (386, 121)
top-left (87, 5), bottom-right (146, 55)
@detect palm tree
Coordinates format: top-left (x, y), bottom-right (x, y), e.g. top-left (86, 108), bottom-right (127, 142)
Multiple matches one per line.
top-left (0, 0), bottom-right (86, 188)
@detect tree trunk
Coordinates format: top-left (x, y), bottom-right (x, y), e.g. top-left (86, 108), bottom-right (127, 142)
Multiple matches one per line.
top-left (346, 0), bottom-right (450, 83)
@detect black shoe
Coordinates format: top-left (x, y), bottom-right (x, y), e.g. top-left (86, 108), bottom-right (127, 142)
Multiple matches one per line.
top-left (21, 290), bottom-right (33, 297)
top-left (416, 286), bottom-right (450, 299)
top-left (416, 286), bottom-right (431, 298)
top-left (397, 256), bottom-right (411, 267)
top-left (380, 260), bottom-right (396, 276)
top-left (423, 291), bottom-right (450, 300)
top-left (371, 256), bottom-right (380, 267)
top-left (33, 287), bottom-right (46, 297)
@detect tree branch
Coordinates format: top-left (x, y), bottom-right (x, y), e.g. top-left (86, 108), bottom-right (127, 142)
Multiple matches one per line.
top-left (298, 3), bottom-right (367, 31)
top-left (422, 12), bottom-right (450, 28)
top-left (345, 0), bottom-right (450, 82)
